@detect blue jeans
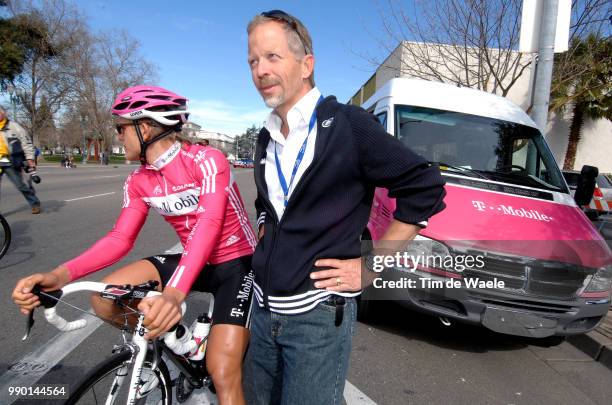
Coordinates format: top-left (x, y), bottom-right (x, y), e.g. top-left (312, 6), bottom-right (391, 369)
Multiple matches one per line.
top-left (2, 165), bottom-right (40, 207)
top-left (244, 297), bottom-right (357, 405)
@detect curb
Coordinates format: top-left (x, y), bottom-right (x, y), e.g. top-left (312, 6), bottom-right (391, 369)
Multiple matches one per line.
top-left (567, 329), bottom-right (612, 371)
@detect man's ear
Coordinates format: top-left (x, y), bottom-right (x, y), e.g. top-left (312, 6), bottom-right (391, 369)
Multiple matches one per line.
top-left (301, 54), bottom-right (315, 81)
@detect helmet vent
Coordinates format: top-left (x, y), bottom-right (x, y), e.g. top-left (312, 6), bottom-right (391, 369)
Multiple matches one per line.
top-left (130, 101), bottom-right (147, 109)
top-left (113, 101), bottom-right (130, 110)
top-left (146, 95), bottom-right (172, 101)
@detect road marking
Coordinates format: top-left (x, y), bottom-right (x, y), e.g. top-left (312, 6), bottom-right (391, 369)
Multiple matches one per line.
top-left (0, 316), bottom-right (103, 405)
top-left (170, 360), bottom-right (377, 404)
top-left (64, 192), bottom-right (116, 202)
top-left (345, 380), bottom-right (378, 404)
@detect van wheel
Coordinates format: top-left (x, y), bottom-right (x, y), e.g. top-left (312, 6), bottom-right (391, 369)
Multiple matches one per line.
top-left (585, 210), bottom-right (599, 221)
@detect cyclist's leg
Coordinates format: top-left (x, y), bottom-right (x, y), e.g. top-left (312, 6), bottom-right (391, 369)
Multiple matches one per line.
top-left (207, 324), bottom-right (249, 403)
top-left (200, 255), bottom-right (253, 405)
top-left (90, 255), bottom-right (180, 325)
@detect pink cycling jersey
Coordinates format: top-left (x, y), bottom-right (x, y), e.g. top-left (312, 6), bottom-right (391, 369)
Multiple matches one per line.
top-left (63, 142), bottom-right (256, 294)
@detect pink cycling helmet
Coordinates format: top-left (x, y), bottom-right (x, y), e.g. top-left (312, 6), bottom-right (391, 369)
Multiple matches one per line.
top-left (111, 85), bottom-right (189, 126)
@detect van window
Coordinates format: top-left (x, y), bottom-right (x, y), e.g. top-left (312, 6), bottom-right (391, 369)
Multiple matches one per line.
top-left (375, 111), bottom-right (387, 129)
top-left (395, 105), bottom-right (567, 192)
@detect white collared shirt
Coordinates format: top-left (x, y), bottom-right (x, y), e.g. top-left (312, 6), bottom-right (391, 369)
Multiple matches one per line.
top-left (264, 87), bottom-right (322, 219)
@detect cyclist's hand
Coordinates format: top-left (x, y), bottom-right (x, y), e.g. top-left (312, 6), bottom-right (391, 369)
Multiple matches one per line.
top-left (138, 288), bottom-right (185, 339)
top-left (12, 272), bottom-right (63, 315)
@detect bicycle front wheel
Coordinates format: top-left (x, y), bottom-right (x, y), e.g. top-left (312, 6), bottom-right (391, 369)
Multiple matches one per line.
top-left (66, 350), bottom-right (172, 405)
top-left (0, 214), bottom-right (11, 260)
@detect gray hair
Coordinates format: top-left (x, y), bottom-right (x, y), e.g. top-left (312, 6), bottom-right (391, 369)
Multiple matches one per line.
top-left (247, 13), bottom-right (315, 87)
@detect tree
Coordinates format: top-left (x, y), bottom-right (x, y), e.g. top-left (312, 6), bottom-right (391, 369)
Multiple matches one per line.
top-left (0, 10), bottom-right (54, 89)
top-left (362, 0), bottom-right (610, 97)
top-left (550, 35), bottom-right (611, 169)
top-left (2, 0), bottom-right (157, 156)
top-left (2, 0), bottom-right (81, 145)
top-left (233, 125), bottom-right (259, 159)
top-left (54, 107), bottom-right (88, 152)
top-left (65, 29), bottom-right (158, 159)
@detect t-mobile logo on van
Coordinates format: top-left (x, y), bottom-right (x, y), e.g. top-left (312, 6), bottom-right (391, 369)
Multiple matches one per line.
top-left (472, 201), bottom-right (552, 222)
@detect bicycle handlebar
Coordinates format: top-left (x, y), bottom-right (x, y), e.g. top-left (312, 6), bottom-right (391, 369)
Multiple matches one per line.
top-left (23, 281), bottom-right (184, 341)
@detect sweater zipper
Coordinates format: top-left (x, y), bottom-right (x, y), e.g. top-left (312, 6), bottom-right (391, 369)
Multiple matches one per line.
top-left (262, 157), bottom-right (319, 310)
top-left (261, 114), bottom-right (322, 309)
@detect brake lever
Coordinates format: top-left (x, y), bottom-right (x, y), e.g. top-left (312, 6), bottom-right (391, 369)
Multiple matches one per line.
top-left (22, 310), bottom-right (35, 341)
top-left (21, 286), bottom-right (63, 341)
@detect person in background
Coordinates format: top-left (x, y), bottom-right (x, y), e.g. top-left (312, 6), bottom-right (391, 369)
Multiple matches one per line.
top-left (0, 105), bottom-right (42, 214)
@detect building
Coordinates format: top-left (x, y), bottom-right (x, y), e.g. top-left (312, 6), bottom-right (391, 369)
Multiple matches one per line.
top-left (350, 41), bottom-right (611, 173)
top-left (194, 130), bottom-right (234, 154)
top-left (181, 121), bottom-right (234, 155)
top-left (182, 121), bottom-right (202, 140)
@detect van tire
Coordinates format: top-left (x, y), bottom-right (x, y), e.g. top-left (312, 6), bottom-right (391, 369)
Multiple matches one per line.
top-left (585, 210), bottom-right (599, 221)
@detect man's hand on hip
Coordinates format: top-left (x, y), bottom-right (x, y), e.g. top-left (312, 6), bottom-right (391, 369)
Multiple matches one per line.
top-left (311, 258), bottom-right (377, 292)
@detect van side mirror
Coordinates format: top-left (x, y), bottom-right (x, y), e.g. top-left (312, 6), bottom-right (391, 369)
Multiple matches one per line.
top-left (574, 165), bottom-right (598, 206)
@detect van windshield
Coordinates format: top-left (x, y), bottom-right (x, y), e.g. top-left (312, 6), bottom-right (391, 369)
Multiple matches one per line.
top-left (395, 105), bottom-right (567, 192)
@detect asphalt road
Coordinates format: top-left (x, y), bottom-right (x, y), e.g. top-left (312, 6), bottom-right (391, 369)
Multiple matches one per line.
top-left (0, 163), bottom-right (611, 405)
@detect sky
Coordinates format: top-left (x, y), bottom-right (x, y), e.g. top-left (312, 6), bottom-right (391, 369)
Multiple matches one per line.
top-left (72, 0), bottom-right (400, 136)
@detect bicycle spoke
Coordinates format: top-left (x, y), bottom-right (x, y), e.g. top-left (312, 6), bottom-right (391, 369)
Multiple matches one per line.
top-left (69, 352), bottom-right (170, 405)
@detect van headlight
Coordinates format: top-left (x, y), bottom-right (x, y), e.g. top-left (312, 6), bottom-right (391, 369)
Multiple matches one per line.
top-left (405, 235), bottom-right (451, 258)
top-left (397, 235), bottom-right (452, 272)
top-left (583, 265), bottom-right (612, 293)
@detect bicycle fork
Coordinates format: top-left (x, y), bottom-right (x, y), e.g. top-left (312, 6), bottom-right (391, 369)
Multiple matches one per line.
top-left (105, 314), bottom-right (149, 405)
top-left (126, 314), bottom-right (149, 405)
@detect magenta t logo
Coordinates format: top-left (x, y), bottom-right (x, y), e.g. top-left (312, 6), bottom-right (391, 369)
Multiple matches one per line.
top-left (472, 201), bottom-right (486, 211)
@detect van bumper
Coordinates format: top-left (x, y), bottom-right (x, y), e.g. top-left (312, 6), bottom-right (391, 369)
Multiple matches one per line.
top-left (368, 269), bottom-right (610, 338)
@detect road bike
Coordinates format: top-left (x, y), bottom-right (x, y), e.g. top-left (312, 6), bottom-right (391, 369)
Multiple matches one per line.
top-left (24, 280), bottom-right (216, 404)
top-left (0, 165), bottom-right (12, 260)
top-left (0, 212), bottom-right (11, 259)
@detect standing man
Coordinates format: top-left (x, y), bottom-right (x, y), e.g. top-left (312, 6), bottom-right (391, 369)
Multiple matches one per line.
top-left (0, 105), bottom-right (41, 214)
top-left (245, 10), bottom-right (446, 404)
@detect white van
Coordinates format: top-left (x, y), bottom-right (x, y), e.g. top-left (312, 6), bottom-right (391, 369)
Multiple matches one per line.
top-left (361, 78), bottom-right (612, 338)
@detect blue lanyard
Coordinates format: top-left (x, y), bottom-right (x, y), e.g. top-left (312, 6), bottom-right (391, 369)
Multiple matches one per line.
top-left (274, 95), bottom-right (324, 207)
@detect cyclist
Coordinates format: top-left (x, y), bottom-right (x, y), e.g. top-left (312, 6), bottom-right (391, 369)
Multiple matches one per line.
top-left (12, 85), bottom-right (256, 405)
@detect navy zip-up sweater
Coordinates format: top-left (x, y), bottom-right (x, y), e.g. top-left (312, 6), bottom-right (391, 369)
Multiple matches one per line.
top-left (252, 96), bottom-right (446, 313)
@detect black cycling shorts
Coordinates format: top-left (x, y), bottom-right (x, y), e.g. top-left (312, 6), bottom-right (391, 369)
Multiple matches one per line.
top-left (144, 254), bottom-right (254, 328)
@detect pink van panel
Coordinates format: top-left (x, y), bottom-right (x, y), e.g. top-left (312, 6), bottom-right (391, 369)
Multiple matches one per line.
top-left (368, 184), bottom-right (611, 269)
